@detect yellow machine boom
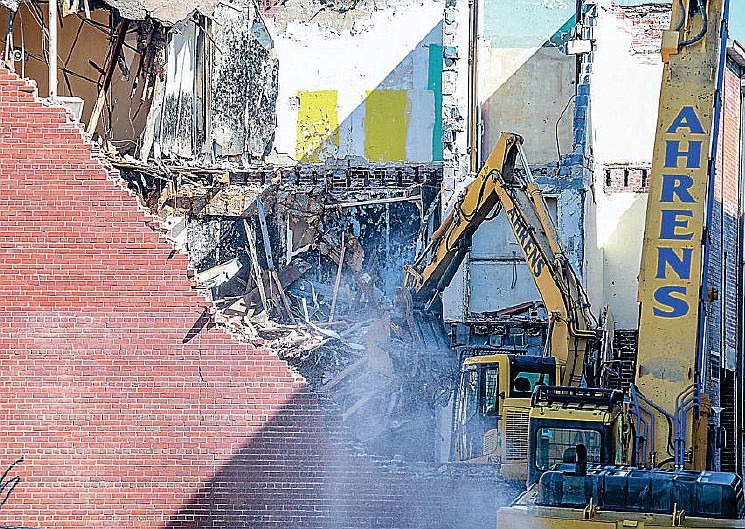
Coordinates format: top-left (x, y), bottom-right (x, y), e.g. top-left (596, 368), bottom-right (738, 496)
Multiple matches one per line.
top-left (404, 133), bottom-right (599, 386)
top-left (497, 0), bottom-right (745, 529)
top-left (496, 2), bottom-right (742, 529)
top-left (634, 0), bottom-right (726, 470)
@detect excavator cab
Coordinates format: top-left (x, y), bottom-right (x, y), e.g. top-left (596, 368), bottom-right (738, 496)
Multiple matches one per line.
top-left (526, 386), bottom-right (625, 485)
top-left (451, 353), bottom-right (558, 479)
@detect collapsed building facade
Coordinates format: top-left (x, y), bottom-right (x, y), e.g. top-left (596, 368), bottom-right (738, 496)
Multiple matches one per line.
top-left (0, 0), bottom-right (744, 527)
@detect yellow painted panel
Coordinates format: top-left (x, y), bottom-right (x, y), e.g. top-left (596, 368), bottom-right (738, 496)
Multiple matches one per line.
top-left (296, 90), bottom-right (339, 162)
top-left (364, 90), bottom-right (409, 162)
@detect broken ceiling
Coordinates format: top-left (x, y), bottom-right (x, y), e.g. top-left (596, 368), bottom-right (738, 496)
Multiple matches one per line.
top-left (103, 0), bottom-right (219, 24)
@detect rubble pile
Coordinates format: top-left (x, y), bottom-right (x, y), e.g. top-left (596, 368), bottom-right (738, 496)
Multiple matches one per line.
top-left (121, 164), bottom-right (455, 462)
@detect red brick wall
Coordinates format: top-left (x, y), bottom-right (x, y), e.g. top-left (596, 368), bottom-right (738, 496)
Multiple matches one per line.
top-left (709, 61), bottom-right (742, 383)
top-left (0, 68), bottom-right (514, 528)
top-left (707, 58), bottom-right (743, 472)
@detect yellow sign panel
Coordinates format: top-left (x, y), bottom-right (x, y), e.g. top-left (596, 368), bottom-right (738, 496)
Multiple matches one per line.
top-left (364, 90), bottom-right (409, 162)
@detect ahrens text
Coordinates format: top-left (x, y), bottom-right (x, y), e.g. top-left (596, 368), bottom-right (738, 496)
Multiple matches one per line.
top-left (505, 208), bottom-right (546, 277)
top-left (652, 106), bottom-right (706, 318)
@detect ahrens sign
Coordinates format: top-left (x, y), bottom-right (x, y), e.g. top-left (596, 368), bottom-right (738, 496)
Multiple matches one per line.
top-left (505, 208), bottom-right (547, 277)
top-left (648, 106), bottom-right (707, 318)
top-left (634, 0), bottom-right (724, 470)
top-left (636, 21), bottom-right (717, 381)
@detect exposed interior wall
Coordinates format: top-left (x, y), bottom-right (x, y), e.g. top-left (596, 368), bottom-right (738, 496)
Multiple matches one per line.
top-left (443, 0), bottom-right (580, 323)
top-left (0, 65), bottom-right (519, 528)
top-left (0, 6), bottom-right (157, 149)
top-left (152, 5), bottom-right (278, 163)
top-left (478, 1), bottom-right (576, 165)
top-left (265, 0), bottom-right (445, 165)
top-left (0, 0), bottom-right (451, 167)
top-left (585, 2), bottom-right (667, 329)
top-left (479, 46), bottom-right (575, 165)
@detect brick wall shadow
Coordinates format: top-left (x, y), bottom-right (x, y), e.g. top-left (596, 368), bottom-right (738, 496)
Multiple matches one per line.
top-left (165, 391), bottom-right (519, 529)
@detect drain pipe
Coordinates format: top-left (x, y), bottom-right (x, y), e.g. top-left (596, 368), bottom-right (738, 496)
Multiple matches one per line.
top-left (48, 0), bottom-right (57, 99)
top-left (467, 0), bottom-right (479, 171)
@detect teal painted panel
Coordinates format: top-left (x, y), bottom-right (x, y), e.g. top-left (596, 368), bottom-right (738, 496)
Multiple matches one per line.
top-left (482, 0), bottom-right (575, 48)
top-left (732, 0), bottom-right (745, 40)
top-left (428, 43), bottom-right (444, 162)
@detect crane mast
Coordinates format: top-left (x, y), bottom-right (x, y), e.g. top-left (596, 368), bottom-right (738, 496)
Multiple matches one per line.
top-left (635, 0), bottom-right (727, 470)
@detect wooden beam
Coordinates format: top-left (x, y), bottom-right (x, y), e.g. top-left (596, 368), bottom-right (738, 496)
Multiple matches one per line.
top-left (328, 233), bottom-right (346, 323)
top-left (86, 20), bottom-right (129, 135)
top-left (243, 219), bottom-right (269, 314)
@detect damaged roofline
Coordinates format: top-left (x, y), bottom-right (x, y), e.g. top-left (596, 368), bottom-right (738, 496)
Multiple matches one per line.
top-left (103, 0), bottom-right (220, 25)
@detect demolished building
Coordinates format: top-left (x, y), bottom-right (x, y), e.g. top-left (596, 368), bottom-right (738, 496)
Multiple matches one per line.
top-left (0, 0), bottom-right (745, 526)
top-left (0, 0), bottom-right (524, 527)
top-left (2, 0), bottom-right (463, 464)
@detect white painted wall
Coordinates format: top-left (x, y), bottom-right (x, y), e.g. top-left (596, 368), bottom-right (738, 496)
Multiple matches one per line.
top-left (586, 2), bottom-right (666, 329)
top-left (478, 45), bottom-right (576, 165)
top-left (265, 0), bottom-right (445, 163)
top-left (442, 0), bottom-right (576, 322)
top-left (442, 214), bottom-right (543, 323)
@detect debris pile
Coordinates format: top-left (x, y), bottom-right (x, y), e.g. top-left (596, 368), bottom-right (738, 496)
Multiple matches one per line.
top-left (125, 163), bottom-right (455, 462)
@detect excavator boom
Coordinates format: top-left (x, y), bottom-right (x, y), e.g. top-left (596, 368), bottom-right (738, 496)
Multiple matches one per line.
top-left (405, 133), bottom-right (598, 385)
top-left (635, 0), bottom-right (728, 469)
top-left (496, 2), bottom-right (740, 529)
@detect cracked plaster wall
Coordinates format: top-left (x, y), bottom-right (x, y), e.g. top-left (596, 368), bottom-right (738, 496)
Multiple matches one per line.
top-left (158, 2), bottom-right (278, 163)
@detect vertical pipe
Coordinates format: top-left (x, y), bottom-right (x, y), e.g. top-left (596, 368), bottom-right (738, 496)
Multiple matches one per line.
top-left (738, 65), bottom-right (745, 476)
top-left (467, 0), bottom-right (479, 171)
top-left (48, 0), bottom-right (57, 99)
top-left (697, 0), bottom-right (730, 397)
top-left (719, 52), bottom-right (728, 466)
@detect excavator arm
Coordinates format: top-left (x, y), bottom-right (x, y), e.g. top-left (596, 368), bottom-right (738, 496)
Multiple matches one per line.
top-left (404, 132), bottom-right (599, 385)
top-left (634, 0), bottom-right (727, 471)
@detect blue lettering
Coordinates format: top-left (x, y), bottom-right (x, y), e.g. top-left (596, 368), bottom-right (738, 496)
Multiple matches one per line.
top-left (664, 140), bottom-right (703, 169)
top-left (653, 286), bottom-right (689, 317)
top-left (516, 222), bottom-right (530, 245)
top-left (520, 229), bottom-right (531, 246)
top-left (523, 239), bottom-right (535, 255)
top-left (666, 106), bottom-right (705, 134)
top-left (660, 174), bottom-right (695, 203)
top-left (660, 210), bottom-right (694, 240)
top-left (526, 244), bottom-right (540, 270)
top-left (655, 247), bottom-right (694, 279)
top-left (533, 258), bottom-right (545, 277)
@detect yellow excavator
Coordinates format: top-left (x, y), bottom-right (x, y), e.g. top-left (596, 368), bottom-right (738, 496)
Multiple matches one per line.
top-left (498, 0), bottom-right (745, 527)
top-left (402, 132), bottom-right (607, 478)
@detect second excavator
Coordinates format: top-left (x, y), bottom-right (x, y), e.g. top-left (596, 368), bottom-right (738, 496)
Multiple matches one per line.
top-left (402, 132), bottom-right (610, 478)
